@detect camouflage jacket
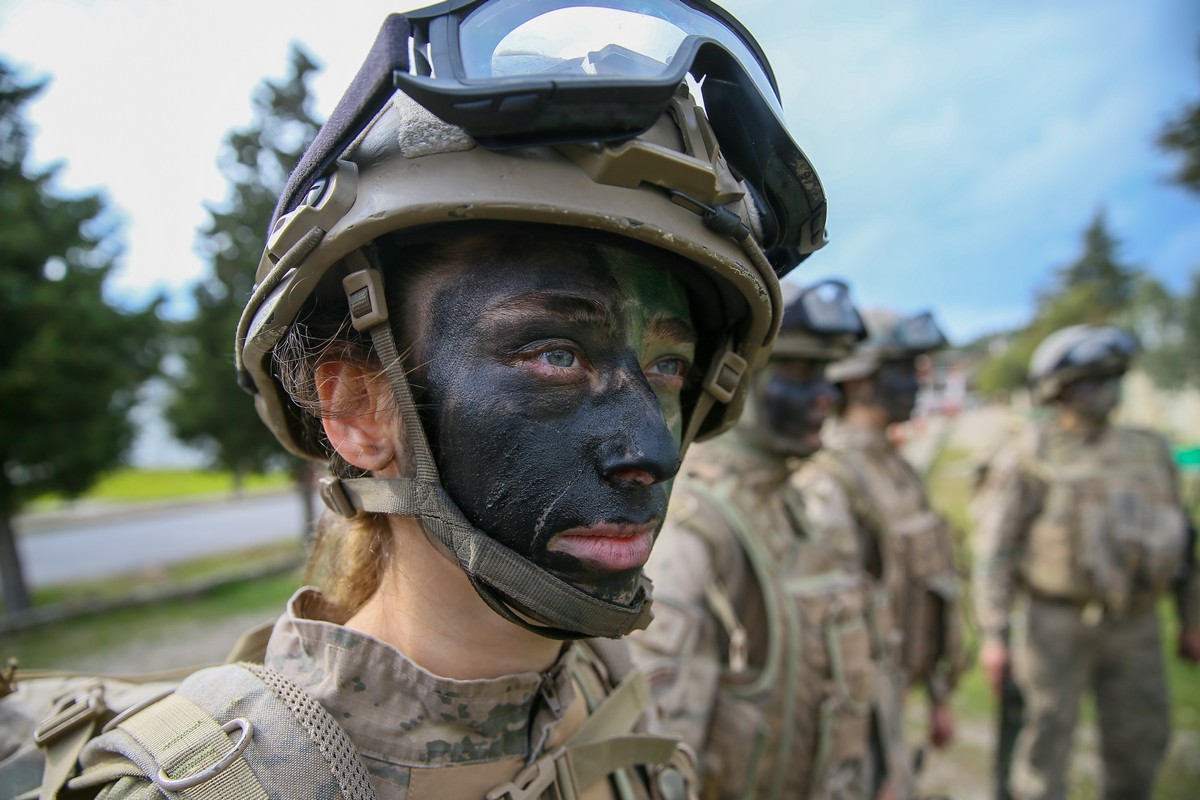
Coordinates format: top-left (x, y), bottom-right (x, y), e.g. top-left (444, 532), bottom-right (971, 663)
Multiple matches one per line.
top-left (794, 419), bottom-right (962, 701)
top-left (629, 429), bottom-right (875, 799)
top-left (971, 422), bottom-right (1199, 642)
top-left (4, 588), bottom-right (691, 800)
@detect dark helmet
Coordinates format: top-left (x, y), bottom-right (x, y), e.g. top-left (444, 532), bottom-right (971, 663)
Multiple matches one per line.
top-left (1027, 324), bottom-right (1138, 403)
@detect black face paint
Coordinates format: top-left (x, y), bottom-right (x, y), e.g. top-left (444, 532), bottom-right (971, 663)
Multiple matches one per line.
top-left (1059, 373), bottom-right (1121, 421)
top-left (413, 240), bottom-right (696, 605)
top-left (872, 359), bottom-right (920, 423)
top-left (758, 359), bottom-right (837, 457)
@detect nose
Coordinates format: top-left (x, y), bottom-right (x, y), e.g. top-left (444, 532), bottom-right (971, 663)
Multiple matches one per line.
top-left (812, 379), bottom-right (839, 412)
top-left (596, 378), bottom-right (682, 488)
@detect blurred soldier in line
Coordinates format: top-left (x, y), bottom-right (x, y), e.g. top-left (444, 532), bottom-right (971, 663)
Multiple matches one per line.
top-left (795, 310), bottom-right (961, 799)
top-left (972, 324), bottom-right (1200, 800)
top-left (629, 280), bottom-right (881, 799)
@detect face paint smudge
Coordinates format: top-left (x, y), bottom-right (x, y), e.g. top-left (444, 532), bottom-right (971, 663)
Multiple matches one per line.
top-left (410, 236), bottom-right (696, 604)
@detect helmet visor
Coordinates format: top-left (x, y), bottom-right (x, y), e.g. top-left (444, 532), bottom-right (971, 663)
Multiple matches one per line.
top-left (784, 280), bottom-right (866, 338)
top-left (1059, 327), bottom-right (1138, 369)
top-left (884, 311), bottom-right (947, 353)
top-left (396, 0), bottom-right (826, 272)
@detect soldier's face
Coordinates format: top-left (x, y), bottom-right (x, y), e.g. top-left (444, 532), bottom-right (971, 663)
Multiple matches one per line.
top-left (1059, 373), bottom-right (1121, 421)
top-left (760, 358), bottom-right (838, 456)
top-left (873, 359), bottom-right (920, 423)
top-left (413, 241), bottom-right (696, 604)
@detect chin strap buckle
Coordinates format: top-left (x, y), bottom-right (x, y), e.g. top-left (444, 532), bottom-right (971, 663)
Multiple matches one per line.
top-left (319, 477), bottom-right (358, 518)
top-left (703, 348), bottom-right (747, 405)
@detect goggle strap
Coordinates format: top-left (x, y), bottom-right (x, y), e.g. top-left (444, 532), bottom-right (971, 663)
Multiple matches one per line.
top-left (272, 13), bottom-right (412, 231)
top-left (324, 474), bottom-right (655, 639)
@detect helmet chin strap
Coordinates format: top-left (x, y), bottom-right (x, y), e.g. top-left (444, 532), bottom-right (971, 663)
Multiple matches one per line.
top-left (320, 263), bottom-right (655, 640)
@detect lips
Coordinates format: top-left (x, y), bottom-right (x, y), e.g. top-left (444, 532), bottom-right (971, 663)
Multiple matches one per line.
top-left (548, 521), bottom-right (658, 571)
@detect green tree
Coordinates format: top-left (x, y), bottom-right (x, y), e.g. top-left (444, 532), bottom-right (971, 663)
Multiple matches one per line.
top-left (0, 64), bottom-right (162, 614)
top-left (1158, 45), bottom-right (1200, 192)
top-left (165, 46), bottom-right (322, 492)
top-left (973, 212), bottom-right (1137, 397)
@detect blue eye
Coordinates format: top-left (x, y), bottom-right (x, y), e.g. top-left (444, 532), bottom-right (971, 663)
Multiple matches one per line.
top-left (540, 349), bottom-right (576, 368)
top-left (650, 358), bottom-right (686, 377)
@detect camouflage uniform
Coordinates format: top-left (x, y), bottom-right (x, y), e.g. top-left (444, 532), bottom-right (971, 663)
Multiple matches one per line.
top-left (630, 429), bottom-right (876, 800)
top-left (0, 587), bottom-right (687, 800)
top-left (972, 422), bottom-right (1196, 800)
top-left (796, 418), bottom-right (963, 797)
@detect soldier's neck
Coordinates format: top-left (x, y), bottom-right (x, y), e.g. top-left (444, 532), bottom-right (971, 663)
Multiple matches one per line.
top-left (345, 515), bottom-right (564, 680)
top-left (841, 402), bottom-right (890, 433)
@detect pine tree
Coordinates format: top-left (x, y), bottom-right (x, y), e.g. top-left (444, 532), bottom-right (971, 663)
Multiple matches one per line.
top-left (165, 46), bottom-right (322, 492)
top-left (973, 213), bottom-right (1138, 397)
top-left (0, 63), bottom-right (162, 614)
top-left (1158, 45), bottom-right (1200, 193)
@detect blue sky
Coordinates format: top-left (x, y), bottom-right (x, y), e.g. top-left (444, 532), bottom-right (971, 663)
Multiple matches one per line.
top-left (1, 0), bottom-right (1197, 343)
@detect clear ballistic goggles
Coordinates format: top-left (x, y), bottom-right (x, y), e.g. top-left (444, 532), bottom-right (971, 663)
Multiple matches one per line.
top-left (1058, 327), bottom-right (1138, 369)
top-left (784, 280), bottom-right (866, 338)
top-left (879, 311), bottom-right (948, 353)
top-left (274, 0), bottom-right (825, 275)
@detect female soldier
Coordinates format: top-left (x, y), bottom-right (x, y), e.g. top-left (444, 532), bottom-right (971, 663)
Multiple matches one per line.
top-left (6, 1), bottom-right (828, 798)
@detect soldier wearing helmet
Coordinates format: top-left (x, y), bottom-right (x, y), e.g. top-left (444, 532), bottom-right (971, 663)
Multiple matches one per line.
top-left (972, 324), bottom-right (1200, 800)
top-left (794, 309), bottom-right (962, 799)
top-left (628, 279), bottom-right (882, 799)
top-left (30, 1), bottom-right (831, 797)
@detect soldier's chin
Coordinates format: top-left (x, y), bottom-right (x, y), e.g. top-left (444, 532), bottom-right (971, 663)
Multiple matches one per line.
top-left (545, 561), bottom-right (645, 607)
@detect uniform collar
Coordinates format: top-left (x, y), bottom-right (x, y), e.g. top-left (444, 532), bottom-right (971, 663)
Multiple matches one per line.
top-left (264, 587), bottom-right (579, 769)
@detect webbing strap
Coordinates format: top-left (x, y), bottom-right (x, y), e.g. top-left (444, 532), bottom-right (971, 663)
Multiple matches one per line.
top-left (39, 720), bottom-right (98, 800)
top-left (117, 693), bottom-right (267, 800)
top-left (487, 669), bottom-right (684, 800)
top-left (335, 476), bottom-right (654, 640)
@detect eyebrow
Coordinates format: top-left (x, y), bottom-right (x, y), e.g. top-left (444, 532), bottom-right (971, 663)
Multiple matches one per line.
top-left (485, 292), bottom-right (612, 328)
top-left (647, 314), bottom-right (697, 347)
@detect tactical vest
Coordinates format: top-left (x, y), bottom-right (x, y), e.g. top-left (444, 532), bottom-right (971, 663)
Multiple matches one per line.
top-left (0, 624), bottom-right (696, 800)
top-left (810, 447), bottom-right (962, 690)
top-left (1018, 425), bottom-right (1186, 615)
top-left (674, 448), bottom-right (876, 800)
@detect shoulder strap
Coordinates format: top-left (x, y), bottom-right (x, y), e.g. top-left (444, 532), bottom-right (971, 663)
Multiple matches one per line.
top-left (486, 660), bottom-right (694, 800)
top-left (71, 663), bottom-right (377, 800)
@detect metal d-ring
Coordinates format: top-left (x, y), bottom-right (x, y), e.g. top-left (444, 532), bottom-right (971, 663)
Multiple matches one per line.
top-left (153, 717), bottom-right (254, 791)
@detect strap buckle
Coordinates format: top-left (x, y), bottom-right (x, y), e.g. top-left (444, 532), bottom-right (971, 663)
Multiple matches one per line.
top-left (343, 268), bottom-right (389, 332)
top-left (320, 476), bottom-right (358, 518)
top-left (702, 348), bottom-right (747, 405)
top-left (34, 683), bottom-right (107, 746)
top-left (152, 718), bottom-right (255, 792)
top-left (486, 747), bottom-right (576, 800)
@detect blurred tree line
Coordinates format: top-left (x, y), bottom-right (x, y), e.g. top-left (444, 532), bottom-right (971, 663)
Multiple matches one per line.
top-left (0, 47), bottom-right (321, 615)
top-left (972, 54), bottom-right (1200, 397)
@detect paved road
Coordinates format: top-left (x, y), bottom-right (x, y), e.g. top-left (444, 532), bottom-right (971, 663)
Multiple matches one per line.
top-left (15, 492), bottom-right (313, 587)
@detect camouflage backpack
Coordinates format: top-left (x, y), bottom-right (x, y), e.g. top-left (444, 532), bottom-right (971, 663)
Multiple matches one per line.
top-left (809, 448), bottom-right (962, 692)
top-left (667, 466), bottom-right (876, 800)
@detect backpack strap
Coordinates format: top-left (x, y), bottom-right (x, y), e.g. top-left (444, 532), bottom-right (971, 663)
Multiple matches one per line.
top-left (70, 663), bottom-right (377, 800)
top-left (485, 660), bottom-right (693, 800)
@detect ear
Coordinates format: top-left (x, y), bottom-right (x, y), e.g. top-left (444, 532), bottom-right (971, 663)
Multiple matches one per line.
top-left (315, 360), bottom-right (398, 474)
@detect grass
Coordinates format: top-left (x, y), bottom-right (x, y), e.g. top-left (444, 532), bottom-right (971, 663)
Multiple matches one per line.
top-left (26, 467), bottom-right (293, 509)
top-left (3, 559), bottom-right (304, 670)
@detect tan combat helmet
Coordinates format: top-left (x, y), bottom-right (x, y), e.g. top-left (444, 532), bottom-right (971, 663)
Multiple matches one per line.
top-left (825, 308), bottom-right (948, 383)
top-left (235, 0), bottom-right (826, 639)
top-left (1027, 324), bottom-right (1138, 403)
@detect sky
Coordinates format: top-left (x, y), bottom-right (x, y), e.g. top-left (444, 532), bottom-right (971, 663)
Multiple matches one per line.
top-left (0, 0), bottom-right (1198, 345)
